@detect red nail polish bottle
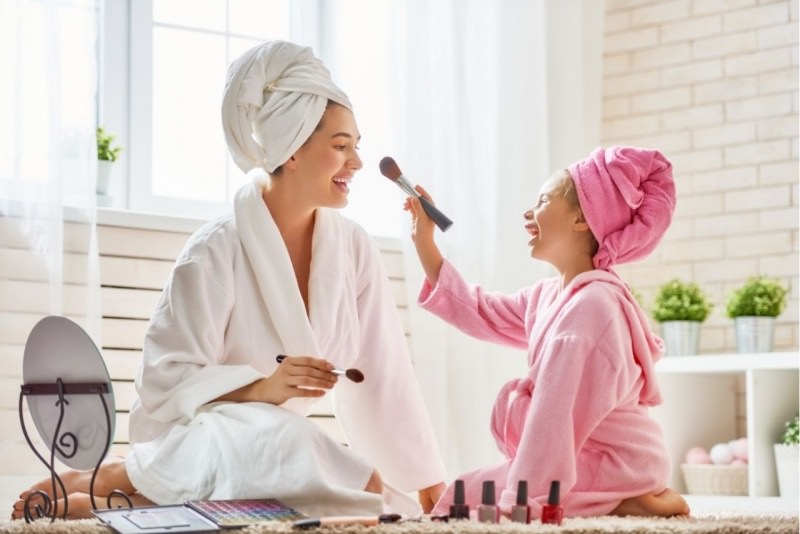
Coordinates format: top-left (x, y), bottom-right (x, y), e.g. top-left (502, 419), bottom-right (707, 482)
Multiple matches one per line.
top-left (541, 480), bottom-right (563, 525)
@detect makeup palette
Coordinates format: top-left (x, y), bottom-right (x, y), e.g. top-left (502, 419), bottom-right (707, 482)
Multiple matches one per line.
top-left (187, 498), bottom-right (306, 526)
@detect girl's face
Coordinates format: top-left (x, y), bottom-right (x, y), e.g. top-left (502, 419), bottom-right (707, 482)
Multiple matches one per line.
top-left (523, 173), bottom-right (584, 266)
top-left (289, 103), bottom-right (363, 209)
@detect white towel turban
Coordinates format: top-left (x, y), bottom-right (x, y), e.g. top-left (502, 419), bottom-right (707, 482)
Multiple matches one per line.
top-left (221, 41), bottom-right (352, 174)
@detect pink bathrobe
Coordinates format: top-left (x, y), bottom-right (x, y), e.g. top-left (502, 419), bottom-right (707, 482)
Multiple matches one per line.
top-left (422, 260), bottom-right (671, 518)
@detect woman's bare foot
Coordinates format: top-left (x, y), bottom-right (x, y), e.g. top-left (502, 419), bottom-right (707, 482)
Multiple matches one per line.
top-left (12, 491), bottom-right (154, 520)
top-left (11, 457), bottom-right (141, 520)
top-left (611, 488), bottom-right (691, 518)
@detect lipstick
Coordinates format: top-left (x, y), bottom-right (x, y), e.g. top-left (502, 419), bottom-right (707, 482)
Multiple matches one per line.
top-left (449, 479), bottom-right (470, 520)
top-left (541, 480), bottom-right (563, 525)
top-left (477, 480), bottom-right (499, 523)
top-left (510, 480), bottom-right (530, 524)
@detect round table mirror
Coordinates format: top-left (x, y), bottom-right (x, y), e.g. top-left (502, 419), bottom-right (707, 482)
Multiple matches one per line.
top-left (23, 316), bottom-right (115, 470)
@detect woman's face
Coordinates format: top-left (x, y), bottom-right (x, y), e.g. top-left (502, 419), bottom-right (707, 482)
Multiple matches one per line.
top-left (523, 173), bottom-right (582, 265)
top-left (290, 103), bottom-right (363, 209)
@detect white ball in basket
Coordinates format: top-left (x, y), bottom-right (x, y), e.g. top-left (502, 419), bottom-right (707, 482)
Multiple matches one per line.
top-left (709, 442), bottom-right (734, 465)
top-left (730, 437), bottom-right (748, 461)
top-left (685, 446), bottom-right (711, 464)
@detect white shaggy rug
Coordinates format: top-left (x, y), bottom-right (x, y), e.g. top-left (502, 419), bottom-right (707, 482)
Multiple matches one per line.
top-left (0, 513), bottom-right (797, 534)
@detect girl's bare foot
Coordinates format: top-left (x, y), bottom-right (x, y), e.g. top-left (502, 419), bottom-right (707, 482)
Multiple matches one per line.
top-left (611, 488), bottom-right (691, 517)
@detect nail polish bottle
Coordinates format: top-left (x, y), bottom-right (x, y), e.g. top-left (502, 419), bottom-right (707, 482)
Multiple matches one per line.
top-left (477, 480), bottom-right (499, 523)
top-left (510, 480), bottom-right (531, 523)
top-left (541, 480), bottom-right (563, 525)
top-left (449, 479), bottom-right (470, 520)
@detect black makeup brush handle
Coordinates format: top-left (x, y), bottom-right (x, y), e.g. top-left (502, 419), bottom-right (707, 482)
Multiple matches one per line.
top-left (419, 196), bottom-right (453, 232)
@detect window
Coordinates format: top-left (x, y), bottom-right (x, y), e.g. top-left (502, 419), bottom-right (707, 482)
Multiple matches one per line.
top-left (116, 0), bottom-right (403, 237)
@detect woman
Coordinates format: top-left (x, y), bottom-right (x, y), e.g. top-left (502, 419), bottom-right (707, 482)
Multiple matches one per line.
top-left (403, 146), bottom-right (690, 519)
top-left (13, 40), bottom-right (445, 520)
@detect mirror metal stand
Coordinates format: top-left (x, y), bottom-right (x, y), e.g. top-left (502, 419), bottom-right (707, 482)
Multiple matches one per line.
top-left (18, 377), bottom-right (132, 522)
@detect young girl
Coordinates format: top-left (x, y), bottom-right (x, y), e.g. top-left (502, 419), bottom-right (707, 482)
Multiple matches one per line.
top-left (404, 146), bottom-right (690, 519)
top-left (13, 41), bottom-right (445, 520)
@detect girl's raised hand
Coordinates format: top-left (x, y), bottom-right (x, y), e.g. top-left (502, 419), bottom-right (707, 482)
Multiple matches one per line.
top-left (403, 185), bottom-right (437, 244)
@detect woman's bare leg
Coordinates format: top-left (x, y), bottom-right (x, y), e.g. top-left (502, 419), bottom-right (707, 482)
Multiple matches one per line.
top-left (364, 469), bottom-right (383, 495)
top-left (11, 457), bottom-right (144, 520)
top-left (610, 488), bottom-right (690, 518)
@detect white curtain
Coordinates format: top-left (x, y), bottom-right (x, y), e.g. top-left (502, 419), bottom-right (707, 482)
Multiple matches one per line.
top-left (390, 0), bottom-right (605, 479)
top-left (0, 0), bottom-right (101, 365)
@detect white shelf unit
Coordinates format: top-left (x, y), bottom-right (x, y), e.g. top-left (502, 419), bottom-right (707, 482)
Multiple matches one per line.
top-left (652, 352), bottom-right (799, 513)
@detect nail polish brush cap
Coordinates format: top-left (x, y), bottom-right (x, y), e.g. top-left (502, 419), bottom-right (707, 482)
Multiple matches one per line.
top-left (449, 479), bottom-right (469, 519)
top-left (454, 479), bottom-right (466, 504)
top-left (548, 480), bottom-right (561, 505)
top-left (481, 480), bottom-right (496, 505)
top-left (516, 480), bottom-right (528, 505)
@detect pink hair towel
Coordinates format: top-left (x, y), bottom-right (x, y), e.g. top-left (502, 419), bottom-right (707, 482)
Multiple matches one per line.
top-left (568, 146), bottom-right (675, 269)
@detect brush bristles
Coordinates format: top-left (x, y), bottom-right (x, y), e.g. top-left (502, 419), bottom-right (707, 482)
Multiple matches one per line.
top-left (379, 156), bottom-right (402, 181)
top-left (346, 369), bottom-right (365, 383)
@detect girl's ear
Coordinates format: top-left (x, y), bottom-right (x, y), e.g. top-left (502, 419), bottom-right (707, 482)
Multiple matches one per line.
top-left (573, 211), bottom-right (591, 232)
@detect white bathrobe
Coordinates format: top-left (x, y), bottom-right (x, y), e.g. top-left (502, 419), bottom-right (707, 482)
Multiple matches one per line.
top-left (125, 175), bottom-right (445, 517)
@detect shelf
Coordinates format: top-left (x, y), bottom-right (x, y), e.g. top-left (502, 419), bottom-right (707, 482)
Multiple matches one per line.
top-left (651, 351), bottom-right (799, 508)
top-left (684, 495), bottom-right (798, 514)
top-left (656, 352), bottom-right (798, 374)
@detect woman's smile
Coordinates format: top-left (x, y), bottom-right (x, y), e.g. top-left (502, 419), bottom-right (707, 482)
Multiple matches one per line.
top-left (333, 174), bottom-right (352, 194)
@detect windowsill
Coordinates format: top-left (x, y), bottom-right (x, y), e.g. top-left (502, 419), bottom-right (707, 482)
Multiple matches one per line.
top-left (95, 207), bottom-right (403, 250)
top-left (96, 207), bottom-right (207, 233)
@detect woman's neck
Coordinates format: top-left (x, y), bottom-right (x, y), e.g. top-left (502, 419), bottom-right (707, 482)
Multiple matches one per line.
top-left (262, 185), bottom-right (315, 240)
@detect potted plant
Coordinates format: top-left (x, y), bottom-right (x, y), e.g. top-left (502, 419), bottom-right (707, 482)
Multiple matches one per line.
top-left (774, 413), bottom-right (798, 497)
top-left (652, 278), bottom-right (713, 356)
top-left (96, 126), bottom-right (123, 200)
top-left (726, 277), bottom-right (788, 353)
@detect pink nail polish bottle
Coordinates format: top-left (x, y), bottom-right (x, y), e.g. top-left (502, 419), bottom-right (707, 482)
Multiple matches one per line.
top-left (510, 480), bottom-right (531, 523)
top-left (541, 480), bottom-right (563, 525)
top-left (477, 480), bottom-right (499, 523)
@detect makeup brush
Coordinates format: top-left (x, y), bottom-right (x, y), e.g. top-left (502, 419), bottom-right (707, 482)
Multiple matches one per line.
top-left (379, 156), bottom-right (453, 232)
top-left (276, 355), bottom-right (364, 384)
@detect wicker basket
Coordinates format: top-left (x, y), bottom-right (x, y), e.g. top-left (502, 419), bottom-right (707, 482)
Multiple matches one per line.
top-left (681, 464), bottom-right (748, 496)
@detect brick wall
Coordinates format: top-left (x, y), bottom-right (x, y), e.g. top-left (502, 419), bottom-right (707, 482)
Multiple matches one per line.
top-left (602, 0), bottom-right (798, 353)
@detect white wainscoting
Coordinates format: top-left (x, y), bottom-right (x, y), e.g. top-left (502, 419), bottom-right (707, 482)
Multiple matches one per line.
top-left (0, 213), bottom-right (407, 514)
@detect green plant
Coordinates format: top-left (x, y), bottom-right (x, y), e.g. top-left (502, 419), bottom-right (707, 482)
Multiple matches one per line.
top-left (652, 279), bottom-right (713, 322)
top-left (726, 277), bottom-right (788, 318)
top-left (97, 126), bottom-right (123, 162)
top-left (781, 413), bottom-right (799, 445)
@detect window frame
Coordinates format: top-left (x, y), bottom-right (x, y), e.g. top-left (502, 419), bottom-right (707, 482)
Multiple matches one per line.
top-left (106, 0), bottom-right (323, 219)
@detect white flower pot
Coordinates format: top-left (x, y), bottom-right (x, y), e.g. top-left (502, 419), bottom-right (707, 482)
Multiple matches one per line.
top-left (660, 320), bottom-right (700, 356)
top-left (734, 316), bottom-right (775, 353)
top-left (774, 443), bottom-right (799, 497)
top-left (96, 159), bottom-right (113, 195)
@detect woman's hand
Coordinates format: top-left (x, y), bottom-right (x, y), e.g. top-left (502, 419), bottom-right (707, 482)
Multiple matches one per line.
top-left (418, 481), bottom-right (446, 513)
top-left (214, 356), bottom-right (337, 405)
